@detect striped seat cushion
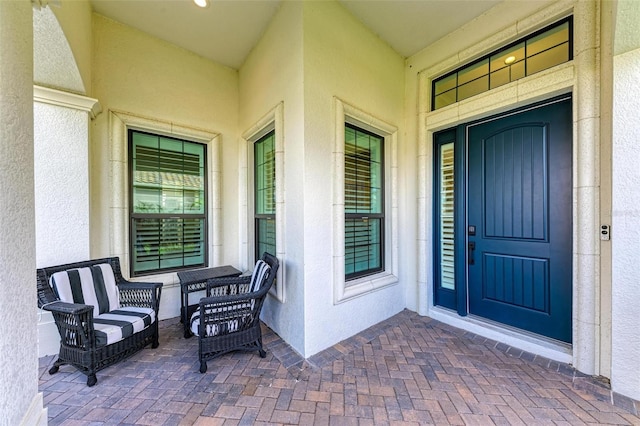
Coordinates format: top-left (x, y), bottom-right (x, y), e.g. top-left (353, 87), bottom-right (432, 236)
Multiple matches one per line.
top-left (190, 304), bottom-right (251, 337)
top-left (50, 264), bottom-right (120, 318)
top-left (93, 306), bottom-right (156, 346)
top-left (190, 261), bottom-right (270, 337)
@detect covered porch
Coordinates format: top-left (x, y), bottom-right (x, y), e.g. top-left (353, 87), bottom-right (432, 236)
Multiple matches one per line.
top-left (39, 311), bottom-right (638, 424)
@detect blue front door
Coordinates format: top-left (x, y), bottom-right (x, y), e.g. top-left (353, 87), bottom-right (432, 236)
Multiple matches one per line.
top-left (466, 97), bottom-right (572, 343)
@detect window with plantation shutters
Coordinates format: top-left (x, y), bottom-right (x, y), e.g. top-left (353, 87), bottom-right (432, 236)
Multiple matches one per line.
top-left (345, 124), bottom-right (384, 280)
top-left (129, 130), bottom-right (207, 275)
top-left (254, 130), bottom-right (276, 260)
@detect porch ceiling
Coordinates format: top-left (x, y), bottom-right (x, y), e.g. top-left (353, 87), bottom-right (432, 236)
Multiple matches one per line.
top-left (89, 0), bottom-right (501, 69)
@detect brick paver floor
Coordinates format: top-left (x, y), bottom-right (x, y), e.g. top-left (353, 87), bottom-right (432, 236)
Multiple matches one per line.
top-left (39, 310), bottom-right (640, 425)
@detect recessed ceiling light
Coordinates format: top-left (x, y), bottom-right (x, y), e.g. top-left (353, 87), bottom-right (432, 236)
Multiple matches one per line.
top-left (504, 56), bottom-right (516, 65)
top-left (194, 0), bottom-right (208, 8)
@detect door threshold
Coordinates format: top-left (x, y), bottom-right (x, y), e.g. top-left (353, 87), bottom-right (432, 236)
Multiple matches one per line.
top-left (428, 306), bottom-right (572, 364)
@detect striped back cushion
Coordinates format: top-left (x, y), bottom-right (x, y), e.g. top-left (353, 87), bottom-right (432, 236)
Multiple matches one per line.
top-left (249, 260), bottom-right (271, 293)
top-left (50, 264), bottom-right (120, 318)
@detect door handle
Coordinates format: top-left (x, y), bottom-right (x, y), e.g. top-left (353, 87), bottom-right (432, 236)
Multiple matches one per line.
top-left (468, 241), bottom-right (475, 265)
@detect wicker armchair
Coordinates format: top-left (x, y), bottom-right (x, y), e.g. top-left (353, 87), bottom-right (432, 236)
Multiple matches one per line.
top-left (37, 257), bottom-right (162, 386)
top-left (191, 252), bottom-right (279, 373)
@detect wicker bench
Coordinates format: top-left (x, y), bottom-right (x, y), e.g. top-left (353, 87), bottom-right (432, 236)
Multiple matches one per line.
top-left (37, 257), bottom-right (162, 386)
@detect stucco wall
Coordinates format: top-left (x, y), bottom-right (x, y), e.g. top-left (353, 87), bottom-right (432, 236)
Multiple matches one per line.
top-left (241, 0), bottom-right (407, 358)
top-left (611, 0), bottom-right (640, 401)
top-left (34, 102), bottom-right (90, 267)
top-left (34, 7), bottom-right (86, 94)
top-left (239, 1), bottom-right (306, 354)
top-left (301, 1), bottom-right (406, 356)
top-left (50, 0), bottom-right (93, 94)
top-left (0, 1), bottom-right (44, 424)
top-left (90, 13), bottom-right (240, 319)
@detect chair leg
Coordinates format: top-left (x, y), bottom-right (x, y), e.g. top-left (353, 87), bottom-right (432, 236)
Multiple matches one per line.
top-left (199, 361), bottom-right (207, 374)
top-left (152, 324), bottom-right (160, 348)
top-left (49, 358), bottom-right (63, 375)
top-left (87, 374), bottom-right (97, 387)
top-left (259, 349), bottom-right (266, 358)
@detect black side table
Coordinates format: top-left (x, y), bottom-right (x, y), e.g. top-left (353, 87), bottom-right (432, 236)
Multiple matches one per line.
top-left (177, 265), bottom-right (241, 338)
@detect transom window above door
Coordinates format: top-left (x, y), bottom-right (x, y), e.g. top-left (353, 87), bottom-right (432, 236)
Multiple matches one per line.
top-left (432, 17), bottom-right (573, 110)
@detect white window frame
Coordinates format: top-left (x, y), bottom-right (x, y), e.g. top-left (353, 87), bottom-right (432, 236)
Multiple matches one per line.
top-left (109, 110), bottom-right (221, 281)
top-left (240, 103), bottom-right (285, 302)
top-left (333, 98), bottom-right (399, 303)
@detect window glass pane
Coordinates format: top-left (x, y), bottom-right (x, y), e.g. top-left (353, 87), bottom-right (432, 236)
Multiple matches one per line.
top-left (489, 60), bottom-right (525, 89)
top-left (184, 142), bottom-right (205, 169)
top-left (183, 218), bottom-right (205, 266)
top-left (345, 126), bottom-right (356, 144)
top-left (255, 132), bottom-right (276, 215)
top-left (356, 130), bottom-right (370, 150)
top-left (133, 187), bottom-right (160, 213)
top-left (434, 89), bottom-right (457, 109)
top-left (489, 68), bottom-right (510, 89)
top-left (526, 22), bottom-right (569, 57)
top-left (457, 59), bottom-right (489, 85)
top-left (132, 133), bottom-right (160, 213)
top-left (345, 218), bottom-right (382, 281)
top-left (132, 132), bottom-right (158, 152)
top-left (458, 75), bottom-right (489, 101)
top-left (256, 218), bottom-right (276, 257)
top-left (162, 188), bottom-right (184, 214)
top-left (526, 42), bottom-right (570, 75)
top-left (184, 190), bottom-right (205, 214)
top-left (439, 142), bottom-right (455, 290)
top-left (434, 73), bottom-right (457, 95)
top-left (490, 43), bottom-right (525, 72)
top-left (370, 188), bottom-right (382, 214)
top-left (132, 218), bottom-right (160, 273)
top-left (511, 61), bottom-right (526, 80)
top-left (255, 164), bottom-right (265, 212)
top-left (345, 135), bottom-right (359, 213)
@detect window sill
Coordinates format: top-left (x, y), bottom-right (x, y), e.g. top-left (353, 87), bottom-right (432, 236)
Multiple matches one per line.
top-left (336, 271), bottom-right (398, 304)
top-left (130, 271), bottom-right (180, 288)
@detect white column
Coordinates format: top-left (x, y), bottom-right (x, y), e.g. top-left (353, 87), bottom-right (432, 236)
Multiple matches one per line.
top-left (0, 1), bottom-right (46, 425)
top-left (572, 0), bottom-right (601, 376)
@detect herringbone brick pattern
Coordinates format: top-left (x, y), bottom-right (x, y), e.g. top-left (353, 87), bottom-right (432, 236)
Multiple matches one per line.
top-left (39, 310), bottom-right (640, 425)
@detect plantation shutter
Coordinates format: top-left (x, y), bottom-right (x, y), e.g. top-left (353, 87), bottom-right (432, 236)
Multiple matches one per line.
top-left (439, 142), bottom-right (455, 290)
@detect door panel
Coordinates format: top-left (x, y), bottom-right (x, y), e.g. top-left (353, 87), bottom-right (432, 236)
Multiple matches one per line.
top-left (467, 97), bottom-right (572, 343)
